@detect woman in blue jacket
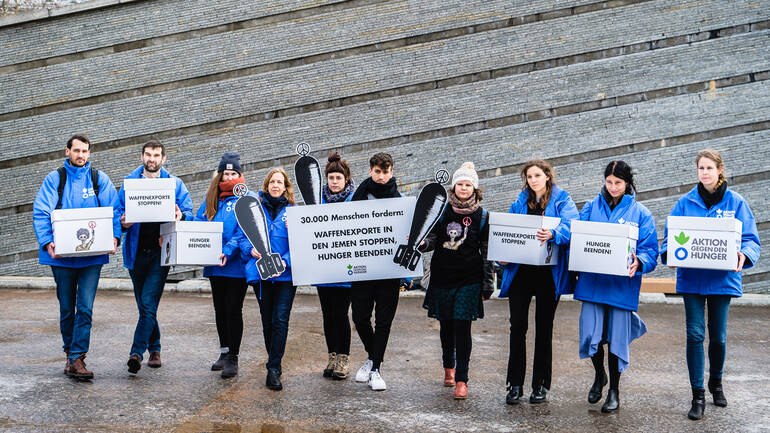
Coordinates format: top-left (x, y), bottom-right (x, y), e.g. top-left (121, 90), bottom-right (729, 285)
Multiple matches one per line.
top-left (316, 152), bottom-right (355, 380)
top-left (237, 167), bottom-right (295, 391)
top-left (573, 160), bottom-right (659, 413)
top-left (193, 152), bottom-right (250, 378)
top-left (498, 159), bottom-right (579, 405)
top-left (660, 149), bottom-right (760, 420)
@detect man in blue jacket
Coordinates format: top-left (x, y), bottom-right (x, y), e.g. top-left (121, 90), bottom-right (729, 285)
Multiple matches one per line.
top-left (33, 134), bottom-right (121, 380)
top-left (114, 140), bottom-right (193, 374)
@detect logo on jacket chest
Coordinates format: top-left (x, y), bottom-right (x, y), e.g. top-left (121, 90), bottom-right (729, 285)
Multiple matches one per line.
top-left (82, 187), bottom-right (95, 199)
top-left (617, 217), bottom-right (638, 228)
top-left (715, 209), bottom-right (735, 218)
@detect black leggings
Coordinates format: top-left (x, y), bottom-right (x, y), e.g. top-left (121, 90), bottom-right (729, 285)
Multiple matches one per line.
top-left (440, 319), bottom-right (472, 383)
top-left (317, 286), bottom-right (352, 355)
top-left (209, 276), bottom-right (248, 355)
top-left (591, 344), bottom-right (621, 390)
top-left (506, 266), bottom-right (558, 390)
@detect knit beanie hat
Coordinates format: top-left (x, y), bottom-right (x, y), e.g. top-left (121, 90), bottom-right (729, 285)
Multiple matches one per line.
top-left (452, 161), bottom-right (479, 188)
top-left (218, 152), bottom-right (242, 174)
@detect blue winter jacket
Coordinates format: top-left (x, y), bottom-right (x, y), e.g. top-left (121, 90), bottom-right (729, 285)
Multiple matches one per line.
top-left (499, 186), bottom-right (579, 298)
top-left (661, 186), bottom-right (760, 297)
top-left (236, 191), bottom-right (293, 285)
top-left (114, 165), bottom-right (194, 270)
top-left (33, 159), bottom-right (121, 268)
top-left (193, 192), bottom-right (257, 279)
top-left (316, 188), bottom-right (354, 289)
top-left (573, 191), bottom-right (659, 311)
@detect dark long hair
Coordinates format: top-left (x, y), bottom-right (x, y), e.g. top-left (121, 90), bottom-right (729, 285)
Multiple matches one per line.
top-left (604, 160), bottom-right (636, 194)
top-left (520, 159), bottom-right (556, 211)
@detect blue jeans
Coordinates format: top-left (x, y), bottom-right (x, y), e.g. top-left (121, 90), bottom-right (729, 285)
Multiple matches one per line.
top-left (128, 249), bottom-right (170, 359)
top-left (254, 281), bottom-right (296, 372)
top-left (51, 265), bottom-right (102, 362)
top-left (683, 294), bottom-right (731, 389)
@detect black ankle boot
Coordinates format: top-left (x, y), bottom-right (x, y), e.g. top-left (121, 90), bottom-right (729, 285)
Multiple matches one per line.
top-left (211, 353), bottom-right (228, 371)
top-left (506, 385), bottom-right (522, 405)
top-left (688, 388), bottom-right (705, 420)
top-left (601, 389), bottom-right (619, 413)
top-left (708, 377), bottom-right (727, 407)
top-left (529, 384), bottom-right (548, 404)
top-left (266, 369), bottom-right (283, 391)
top-left (221, 354), bottom-right (238, 378)
top-left (588, 371), bottom-right (608, 404)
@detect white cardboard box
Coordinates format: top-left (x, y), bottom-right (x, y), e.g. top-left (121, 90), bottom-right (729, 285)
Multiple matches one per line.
top-left (667, 216), bottom-right (741, 270)
top-left (52, 207), bottom-right (114, 257)
top-left (487, 213), bottom-right (562, 266)
top-left (159, 221), bottom-right (223, 266)
top-left (124, 178), bottom-right (176, 223)
top-left (569, 220), bottom-right (638, 276)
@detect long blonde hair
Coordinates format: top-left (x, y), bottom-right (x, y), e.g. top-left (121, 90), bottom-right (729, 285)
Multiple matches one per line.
top-left (262, 167), bottom-right (296, 205)
top-left (520, 159), bottom-right (556, 211)
top-left (696, 149), bottom-right (726, 186)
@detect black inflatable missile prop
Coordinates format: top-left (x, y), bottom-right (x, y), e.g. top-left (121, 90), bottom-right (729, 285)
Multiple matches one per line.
top-left (393, 169), bottom-right (450, 271)
top-left (294, 142), bottom-right (322, 205)
top-left (233, 184), bottom-right (285, 279)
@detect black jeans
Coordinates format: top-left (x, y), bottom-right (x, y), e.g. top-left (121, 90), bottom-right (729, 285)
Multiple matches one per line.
top-left (350, 279), bottom-right (400, 370)
top-left (507, 265), bottom-right (558, 391)
top-left (209, 276), bottom-right (248, 356)
top-left (317, 285), bottom-right (352, 355)
top-left (253, 281), bottom-right (296, 372)
top-left (440, 319), bottom-right (472, 383)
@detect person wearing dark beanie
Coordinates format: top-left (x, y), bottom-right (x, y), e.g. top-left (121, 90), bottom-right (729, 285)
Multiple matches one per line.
top-left (193, 152), bottom-right (250, 378)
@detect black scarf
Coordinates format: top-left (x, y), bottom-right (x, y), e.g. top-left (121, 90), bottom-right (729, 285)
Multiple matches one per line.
top-left (698, 181), bottom-right (727, 209)
top-left (352, 177), bottom-right (399, 201)
top-left (262, 194), bottom-right (288, 220)
top-left (323, 180), bottom-right (356, 203)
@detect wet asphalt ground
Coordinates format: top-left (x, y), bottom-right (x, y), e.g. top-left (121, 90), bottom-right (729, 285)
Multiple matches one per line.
top-left (1, 288), bottom-right (769, 432)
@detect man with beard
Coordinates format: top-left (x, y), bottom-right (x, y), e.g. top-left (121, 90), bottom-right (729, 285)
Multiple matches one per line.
top-left (115, 140), bottom-right (193, 374)
top-left (33, 134), bottom-right (121, 380)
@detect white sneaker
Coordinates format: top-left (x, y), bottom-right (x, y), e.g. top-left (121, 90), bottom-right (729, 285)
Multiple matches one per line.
top-left (355, 359), bottom-right (373, 383)
top-left (368, 370), bottom-right (387, 391)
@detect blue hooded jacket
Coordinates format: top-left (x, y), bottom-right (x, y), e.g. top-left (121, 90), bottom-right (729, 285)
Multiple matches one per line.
top-left (193, 191), bottom-right (258, 279)
top-left (661, 186), bottom-right (760, 297)
top-left (572, 190), bottom-right (659, 311)
top-left (498, 186), bottom-right (579, 298)
top-left (33, 159), bottom-right (121, 268)
top-left (236, 191), bottom-right (293, 286)
top-left (114, 165), bottom-right (194, 270)
top-left (315, 188), bottom-right (355, 289)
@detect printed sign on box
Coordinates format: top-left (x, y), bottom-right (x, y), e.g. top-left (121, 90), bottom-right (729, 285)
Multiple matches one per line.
top-left (568, 220), bottom-right (638, 277)
top-left (159, 221), bottom-right (223, 266)
top-left (487, 213), bottom-right (562, 266)
top-left (286, 197), bottom-right (422, 286)
top-left (52, 207), bottom-right (114, 257)
top-left (124, 178), bottom-right (175, 223)
top-left (667, 216), bottom-right (741, 270)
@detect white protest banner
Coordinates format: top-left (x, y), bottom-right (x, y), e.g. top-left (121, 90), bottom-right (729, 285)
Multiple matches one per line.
top-left (286, 197), bottom-right (422, 285)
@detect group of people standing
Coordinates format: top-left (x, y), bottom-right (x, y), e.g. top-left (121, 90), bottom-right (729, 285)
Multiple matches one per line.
top-left (33, 136), bottom-right (760, 420)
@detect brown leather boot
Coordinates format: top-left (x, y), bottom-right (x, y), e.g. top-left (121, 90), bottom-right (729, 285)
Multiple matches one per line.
top-left (444, 368), bottom-right (456, 387)
top-left (454, 381), bottom-right (468, 400)
top-left (148, 352), bottom-right (162, 368)
top-left (67, 354), bottom-right (94, 380)
top-left (64, 353), bottom-right (71, 375)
